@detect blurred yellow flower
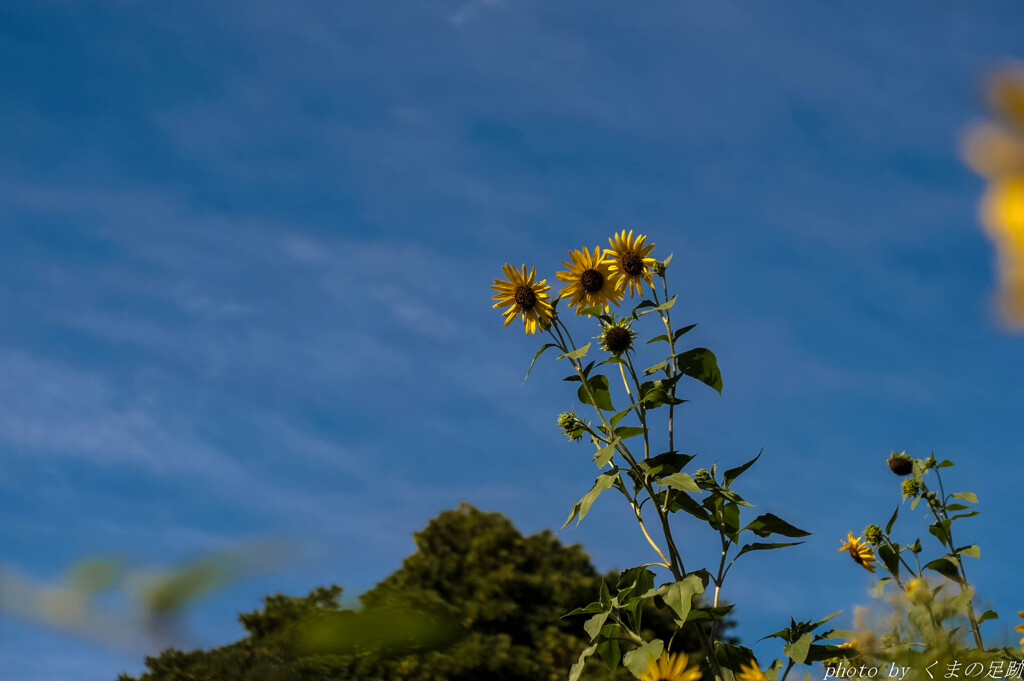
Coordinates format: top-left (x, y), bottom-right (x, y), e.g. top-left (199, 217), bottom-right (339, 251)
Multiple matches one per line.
top-left (735, 660), bottom-right (768, 681)
top-left (605, 229), bottom-right (657, 297)
top-left (1014, 610), bottom-right (1024, 647)
top-left (555, 246), bottom-right (624, 313)
top-left (965, 67), bottom-right (1024, 327)
top-left (490, 264), bottom-right (554, 335)
top-left (905, 577), bottom-right (931, 604)
top-left (837, 532), bottom-right (878, 573)
top-left (640, 651), bottom-right (702, 681)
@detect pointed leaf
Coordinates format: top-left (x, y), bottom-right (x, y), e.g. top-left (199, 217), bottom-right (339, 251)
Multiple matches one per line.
top-left (676, 347), bottom-right (723, 393)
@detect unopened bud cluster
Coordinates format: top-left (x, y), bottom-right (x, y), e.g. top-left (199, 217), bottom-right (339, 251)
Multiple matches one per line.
top-left (863, 524), bottom-right (883, 546)
top-left (901, 478), bottom-right (921, 498)
top-left (557, 412), bottom-right (586, 442)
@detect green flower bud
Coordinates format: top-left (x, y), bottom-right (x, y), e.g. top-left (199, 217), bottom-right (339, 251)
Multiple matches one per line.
top-left (863, 524), bottom-right (883, 546)
top-left (887, 451), bottom-right (913, 476)
top-left (652, 260), bottom-right (667, 276)
top-left (901, 478), bottom-right (921, 498)
top-left (694, 468), bottom-right (713, 486)
top-left (880, 633), bottom-right (899, 649)
top-left (557, 412), bottom-right (586, 442)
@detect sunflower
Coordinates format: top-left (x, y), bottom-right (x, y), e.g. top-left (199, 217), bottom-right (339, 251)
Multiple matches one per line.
top-left (639, 651), bottom-right (702, 681)
top-left (556, 246), bottom-right (624, 313)
top-left (1015, 610), bottom-right (1024, 647)
top-left (598, 317), bottom-right (638, 356)
top-left (837, 532), bottom-right (878, 573)
top-left (735, 660), bottom-right (768, 681)
top-left (605, 229), bottom-right (657, 297)
top-left (964, 68), bottom-right (1024, 326)
top-left (490, 263), bottom-right (554, 335)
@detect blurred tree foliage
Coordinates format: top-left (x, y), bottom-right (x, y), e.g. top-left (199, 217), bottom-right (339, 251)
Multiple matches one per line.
top-left (118, 503), bottom-right (731, 681)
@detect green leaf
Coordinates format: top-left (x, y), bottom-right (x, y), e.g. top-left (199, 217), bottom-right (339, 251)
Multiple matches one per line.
top-left (936, 459), bottom-right (955, 468)
top-left (924, 556), bottom-right (962, 582)
top-left (623, 640), bottom-right (664, 678)
top-left (676, 348), bottom-right (723, 393)
top-left (564, 602), bottom-right (607, 617)
top-left (614, 426), bottom-right (647, 440)
top-left (662, 490), bottom-right (712, 521)
top-left (569, 644), bottom-right (597, 681)
top-left (616, 566), bottom-right (656, 607)
top-left (594, 441), bottom-right (617, 468)
top-left (928, 519), bottom-right (952, 545)
top-left (559, 343), bottom-right (591, 361)
top-left (562, 472), bottom-right (618, 529)
top-left (595, 624), bottom-right (622, 671)
top-left (658, 472), bottom-right (700, 493)
top-left (646, 334), bottom-right (670, 345)
top-left (951, 492), bottom-right (978, 504)
top-left (724, 450), bottom-right (762, 487)
top-left (643, 360), bottom-right (668, 376)
top-left (525, 343), bottom-right (558, 381)
top-left (583, 611), bottom-right (610, 641)
top-left (885, 506), bottom-right (899, 534)
top-left (783, 631), bottom-right (814, 665)
top-left (636, 296), bottom-right (678, 316)
top-left (743, 513), bottom-right (811, 538)
top-left (674, 324), bottom-right (697, 341)
top-left (641, 451), bottom-right (696, 477)
top-left (579, 306), bottom-right (612, 321)
top-left (978, 609), bottom-right (999, 623)
top-left (578, 374), bottom-right (614, 411)
top-left (685, 604), bottom-right (735, 622)
top-left (662, 575), bottom-right (704, 623)
top-left (956, 544), bottom-right (980, 559)
top-left (735, 542), bottom-right (804, 558)
top-left (609, 407), bottom-right (634, 428)
top-left (877, 543), bottom-right (900, 578)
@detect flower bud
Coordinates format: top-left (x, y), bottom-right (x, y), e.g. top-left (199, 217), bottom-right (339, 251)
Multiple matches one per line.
top-left (880, 633), bottom-right (899, 648)
top-left (694, 468), bottom-right (714, 486)
top-left (863, 524), bottom-right (883, 546)
top-left (887, 451), bottom-right (913, 476)
top-left (557, 412), bottom-right (585, 441)
top-left (652, 260), bottom-right (667, 276)
top-left (901, 478), bottom-right (921, 498)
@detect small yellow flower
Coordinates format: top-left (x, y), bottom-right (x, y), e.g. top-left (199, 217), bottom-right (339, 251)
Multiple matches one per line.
top-left (835, 641), bottom-right (857, 655)
top-left (639, 651), bottom-right (702, 681)
top-left (735, 660), bottom-right (768, 681)
top-left (605, 229), bottom-right (657, 297)
top-left (837, 532), bottom-right (878, 573)
top-left (490, 264), bottom-right (554, 335)
top-left (1014, 610), bottom-right (1024, 647)
top-left (555, 246), bottom-right (624, 313)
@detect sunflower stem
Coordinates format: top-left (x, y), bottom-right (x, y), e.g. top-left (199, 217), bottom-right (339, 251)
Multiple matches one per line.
top-left (921, 472), bottom-right (984, 649)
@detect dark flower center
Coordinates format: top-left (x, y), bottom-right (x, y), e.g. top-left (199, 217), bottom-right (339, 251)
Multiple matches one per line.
top-left (887, 457), bottom-right (912, 476)
top-left (621, 252), bottom-right (645, 276)
top-left (604, 326), bottom-right (632, 353)
top-left (579, 268), bottom-right (604, 293)
top-left (514, 285), bottom-right (537, 311)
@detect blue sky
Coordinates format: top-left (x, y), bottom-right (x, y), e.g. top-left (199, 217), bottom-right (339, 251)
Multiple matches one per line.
top-left (2, 2), bottom-right (1024, 680)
